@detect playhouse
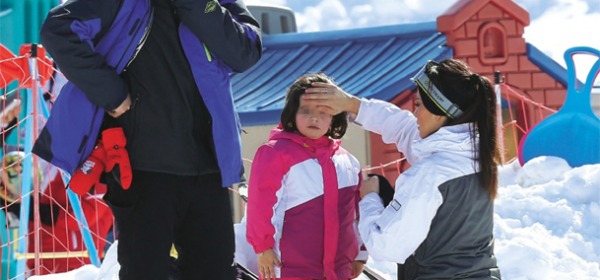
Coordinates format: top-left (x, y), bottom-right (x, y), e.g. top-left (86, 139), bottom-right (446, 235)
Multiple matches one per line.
top-left (234, 0), bottom-right (577, 190)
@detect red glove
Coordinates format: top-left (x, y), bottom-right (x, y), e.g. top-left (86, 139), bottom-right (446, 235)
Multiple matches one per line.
top-left (69, 142), bottom-right (106, 195)
top-left (102, 127), bottom-right (132, 189)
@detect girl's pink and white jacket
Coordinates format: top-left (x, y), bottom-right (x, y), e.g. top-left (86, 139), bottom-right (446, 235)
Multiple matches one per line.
top-left (246, 128), bottom-right (367, 279)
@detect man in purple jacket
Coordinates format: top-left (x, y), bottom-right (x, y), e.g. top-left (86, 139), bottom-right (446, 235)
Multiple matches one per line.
top-left (39, 0), bottom-right (262, 279)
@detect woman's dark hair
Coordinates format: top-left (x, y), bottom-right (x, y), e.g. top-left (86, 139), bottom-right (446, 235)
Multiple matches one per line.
top-left (280, 73), bottom-right (348, 139)
top-left (424, 59), bottom-right (499, 199)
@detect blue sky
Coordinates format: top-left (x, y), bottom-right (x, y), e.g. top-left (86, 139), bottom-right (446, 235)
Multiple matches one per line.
top-left (246, 0), bottom-right (600, 86)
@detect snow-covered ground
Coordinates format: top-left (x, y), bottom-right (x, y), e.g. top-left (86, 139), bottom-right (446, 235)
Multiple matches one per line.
top-left (29, 156), bottom-right (600, 280)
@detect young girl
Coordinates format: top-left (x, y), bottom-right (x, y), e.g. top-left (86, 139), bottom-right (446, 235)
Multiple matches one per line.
top-left (303, 59), bottom-right (502, 279)
top-left (246, 73), bottom-right (367, 280)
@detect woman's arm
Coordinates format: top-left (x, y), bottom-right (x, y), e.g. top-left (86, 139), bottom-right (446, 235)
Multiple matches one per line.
top-left (357, 165), bottom-right (443, 263)
top-left (303, 83), bottom-right (421, 160)
top-left (355, 99), bottom-right (420, 160)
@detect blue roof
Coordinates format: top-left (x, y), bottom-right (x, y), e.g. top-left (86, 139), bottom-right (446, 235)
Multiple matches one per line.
top-left (232, 22), bottom-right (453, 126)
top-left (526, 43), bottom-right (568, 87)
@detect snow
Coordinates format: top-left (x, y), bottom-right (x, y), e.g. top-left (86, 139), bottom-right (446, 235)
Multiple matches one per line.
top-left (28, 156), bottom-right (600, 280)
top-left (493, 157), bottom-right (600, 279)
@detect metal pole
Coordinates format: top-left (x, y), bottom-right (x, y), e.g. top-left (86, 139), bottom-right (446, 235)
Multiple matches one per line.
top-left (64, 175), bottom-right (101, 266)
top-left (494, 71), bottom-right (505, 164)
top-left (29, 44), bottom-right (42, 276)
top-left (16, 44), bottom-right (40, 279)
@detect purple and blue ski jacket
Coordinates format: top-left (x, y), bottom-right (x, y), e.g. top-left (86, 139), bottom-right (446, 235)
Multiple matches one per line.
top-left (34, 0), bottom-right (262, 187)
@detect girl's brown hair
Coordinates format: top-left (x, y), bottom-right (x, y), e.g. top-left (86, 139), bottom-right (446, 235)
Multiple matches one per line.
top-left (280, 73), bottom-right (348, 139)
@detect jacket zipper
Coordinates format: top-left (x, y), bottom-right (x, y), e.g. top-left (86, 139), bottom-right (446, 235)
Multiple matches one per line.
top-left (124, 8), bottom-right (153, 69)
top-left (114, 6), bottom-right (153, 70)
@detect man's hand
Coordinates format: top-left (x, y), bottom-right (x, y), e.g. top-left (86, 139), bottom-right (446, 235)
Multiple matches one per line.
top-left (257, 249), bottom-right (281, 280)
top-left (107, 94), bottom-right (132, 118)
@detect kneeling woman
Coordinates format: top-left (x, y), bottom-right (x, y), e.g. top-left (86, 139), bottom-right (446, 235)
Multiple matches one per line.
top-left (304, 59), bottom-right (502, 279)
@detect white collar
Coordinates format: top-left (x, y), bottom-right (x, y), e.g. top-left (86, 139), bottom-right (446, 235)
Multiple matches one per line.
top-left (411, 123), bottom-right (478, 162)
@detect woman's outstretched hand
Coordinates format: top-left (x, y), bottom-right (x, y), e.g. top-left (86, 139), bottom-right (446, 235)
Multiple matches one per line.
top-left (303, 82), bottom-right (361, 115)
top-left (257, 249), bottom-right (281, 280)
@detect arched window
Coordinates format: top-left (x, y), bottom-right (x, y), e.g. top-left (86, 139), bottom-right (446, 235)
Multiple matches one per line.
top-left (478, 22), bottom-right (508, 64)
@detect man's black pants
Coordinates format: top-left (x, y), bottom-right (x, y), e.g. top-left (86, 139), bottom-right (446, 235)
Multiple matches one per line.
top-left (104, 170), bottom-right (236, 280)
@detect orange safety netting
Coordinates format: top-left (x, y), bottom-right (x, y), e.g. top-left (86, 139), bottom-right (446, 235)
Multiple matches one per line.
top-left (1, 44), bottom-right (114, 279)
top-left (0, 44), bottom-right (53, 89)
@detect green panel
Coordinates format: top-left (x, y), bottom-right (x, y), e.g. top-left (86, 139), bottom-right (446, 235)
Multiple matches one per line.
top-left (0, 0), bottom-right (26, 53)
top-left (0, 211), bottom-right (19, 280)
top-left (0, 0), bottom-right (60, 53)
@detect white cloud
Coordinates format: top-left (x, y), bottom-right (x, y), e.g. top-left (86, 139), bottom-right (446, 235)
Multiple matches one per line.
top-left (296, 0), bottom-right (353, 32)
top-left (349, 5), bottom-right (374, 27)
top-left (523, 0), bottom-right (600, 84)
top-left (244, 0), bottom-right (288, 6)
top-left (294, 0), bottom-right (453, 31)
top-left (288, 0), bottom-right (599, 85)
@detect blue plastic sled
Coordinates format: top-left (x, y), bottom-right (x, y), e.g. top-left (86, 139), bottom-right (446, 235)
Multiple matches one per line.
top-left (520, 46), bottom-right (600, 167)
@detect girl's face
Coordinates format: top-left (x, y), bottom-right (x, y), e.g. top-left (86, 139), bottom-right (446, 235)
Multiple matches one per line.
top-left (295, 97), bottom-right (333, 139)
top-left (414, 95), bottom-right (447, 138)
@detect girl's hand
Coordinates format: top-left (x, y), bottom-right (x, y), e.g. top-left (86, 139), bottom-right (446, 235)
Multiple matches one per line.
top-left (303, 82), bottom-right (361, 115)
top-left (351, 260), bottom-right (365, 278)
top-left (257, 249), bottom-right (281, 280)
top-left (360, 175), bottom-right (380, 199)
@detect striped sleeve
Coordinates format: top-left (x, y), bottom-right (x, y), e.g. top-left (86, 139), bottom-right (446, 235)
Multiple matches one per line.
top-left (40, 0), bottom-right (127, 110)
top-left (172, 0), bottom-right (262, 72)
top-left (246, 144), bottom-right (286, 253)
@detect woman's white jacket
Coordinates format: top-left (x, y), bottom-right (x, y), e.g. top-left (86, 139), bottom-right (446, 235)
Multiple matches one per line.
top-left (355, 98), bottom-right (500, 278)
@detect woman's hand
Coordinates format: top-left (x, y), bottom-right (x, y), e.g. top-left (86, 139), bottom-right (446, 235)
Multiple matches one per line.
top-left (303, 82), bottom-right (361, 115)
top-left (360, 175), bottom-right (380, 199)
top-left (351, 260), bottom-right (365, 278)
top-left (257, 249), bottom-right (281, 280)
